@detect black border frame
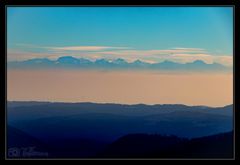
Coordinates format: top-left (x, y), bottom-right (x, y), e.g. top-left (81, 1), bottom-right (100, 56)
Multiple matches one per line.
top-left (1, 0), bottom-right (238, 160)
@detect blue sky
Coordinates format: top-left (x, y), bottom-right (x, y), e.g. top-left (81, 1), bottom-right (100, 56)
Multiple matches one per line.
top-left (7, 7), bottom-right (233, 66)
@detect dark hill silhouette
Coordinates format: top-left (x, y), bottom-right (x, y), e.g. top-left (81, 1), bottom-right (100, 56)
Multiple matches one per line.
top-left (7, 102), bottom-right (233, 140)
top-left (7, 102), bottom-right (233, 158)
top-left (7, 125), bottom-right (233, 158)
top-left (7, 125), bottom-right (107, 158)
top-left (7, 126), bottom-right (49, 158)
top-left (99, 131), bottom-right (233, 158)
top-left (7, 125), bottom-right (47, 149)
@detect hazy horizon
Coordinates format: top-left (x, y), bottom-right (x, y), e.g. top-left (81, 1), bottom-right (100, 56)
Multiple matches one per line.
top-left (7, 69), bottom-right (233, 107)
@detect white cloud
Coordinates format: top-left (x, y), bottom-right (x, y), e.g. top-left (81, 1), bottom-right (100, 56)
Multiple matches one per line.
top-left (171, 54), bottom-right (211, 57)
top-left (213, 56), bottom-right (233, 66)
top-left (46, 46), bottom-right (130, 51)
top-left (98, 48), bottom-right (206, 56)
top-left (172, 47), bottom-right (205, 51)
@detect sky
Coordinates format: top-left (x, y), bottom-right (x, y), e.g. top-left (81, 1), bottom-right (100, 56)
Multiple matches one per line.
top-left (7, 7), bottom-right (234, 106)
top-left (7, 7), bottom-right (233, 66)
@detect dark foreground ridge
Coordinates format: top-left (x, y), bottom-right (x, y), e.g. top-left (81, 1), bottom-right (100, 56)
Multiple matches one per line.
top-left (7, 101), bottom-right (233, 158)
top-left (99, 131), bottom-right (233, 158)
top-left (8, 126), bottom-right (233, 158)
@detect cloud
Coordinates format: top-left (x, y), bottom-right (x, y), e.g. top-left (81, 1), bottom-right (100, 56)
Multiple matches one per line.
top-left (14, 44), bottom-right (131, 52)
top-left (161, 53), bottom-right (232, 66)
top-left (213, 56), bottom-right (233, 66)
top-left (98, 48), bottom-right (206, 56)
top-left (14, 44), bottom-right (205, 54)
top-left (170, 53), bottom-right (213, 64)
top-left (46, 46), bottom-right (130, 51)
top-left (171, 54), bottom-right (211, 57)
top-left (7, 50), bottom-right (61, 61)
top-left (172, 47), bottom-right (205, 51)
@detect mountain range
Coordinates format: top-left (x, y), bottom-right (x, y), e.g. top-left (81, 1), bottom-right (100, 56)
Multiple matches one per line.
top-left (8, 102), bottom-right (233, 140)
top-left (8, 56), bottom-right (232, 72)
top-left (7, 101), bottom-right (233, 158)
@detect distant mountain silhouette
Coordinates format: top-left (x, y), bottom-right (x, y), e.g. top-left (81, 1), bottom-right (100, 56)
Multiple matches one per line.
top-left (131, 59), bottom-right (150, 67)
top-left (21, 58), bottom-right (54, 67)
top-left (112, 58), bottom-right (128, 65)
top-left (95, 58), bottom-right (111, 66)
top-left (8, 56), bottom-right (232, 72)
top-left (100, 131), bottom-right (233, 158)
top-left (57, 56), bottom-right (79, 64)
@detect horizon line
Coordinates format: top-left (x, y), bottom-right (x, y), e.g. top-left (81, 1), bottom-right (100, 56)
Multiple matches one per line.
top-left (7, 100), bottom-right (233, 108)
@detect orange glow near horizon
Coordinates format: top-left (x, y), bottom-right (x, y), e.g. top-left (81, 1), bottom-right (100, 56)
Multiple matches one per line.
top-left (7, 69), bottom-right (233, 107)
